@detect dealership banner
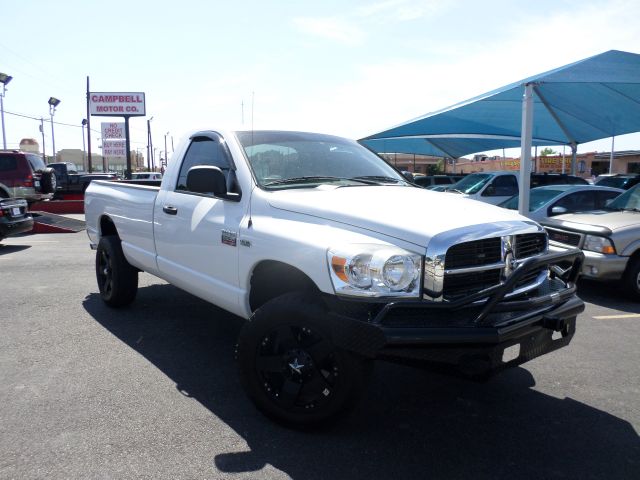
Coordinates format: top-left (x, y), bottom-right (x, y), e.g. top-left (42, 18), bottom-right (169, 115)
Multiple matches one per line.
top-left (90, 92), bottom-right (146, 116)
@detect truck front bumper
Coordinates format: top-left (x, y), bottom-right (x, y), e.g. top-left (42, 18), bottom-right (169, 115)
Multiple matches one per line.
top-left (327, 248), bottom-right (585, 378)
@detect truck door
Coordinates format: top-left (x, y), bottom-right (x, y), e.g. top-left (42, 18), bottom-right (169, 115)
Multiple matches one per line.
top-left (153, 133), bottom-right (245, 313)
top-left (480, 174), bottom-right (518, 205)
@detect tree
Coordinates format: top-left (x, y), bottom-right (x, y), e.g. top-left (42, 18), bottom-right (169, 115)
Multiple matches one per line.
top-left (540, 147), bottom-right (557, 156)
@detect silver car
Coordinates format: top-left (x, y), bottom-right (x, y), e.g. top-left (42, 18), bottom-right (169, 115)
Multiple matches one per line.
top-left (542, 184), bottom-right (640, 299)
top-left (499, 185), bottom-right (623, 223)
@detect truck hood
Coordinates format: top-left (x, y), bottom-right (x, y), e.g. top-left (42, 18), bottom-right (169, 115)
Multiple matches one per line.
top-left (266, 185), bottom-right (531, 247)
top-left (545, 209), bottom-right (640, 232)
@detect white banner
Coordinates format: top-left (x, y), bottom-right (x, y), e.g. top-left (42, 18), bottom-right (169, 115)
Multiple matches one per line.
top-left (101, 122), bottom-right (125, 140)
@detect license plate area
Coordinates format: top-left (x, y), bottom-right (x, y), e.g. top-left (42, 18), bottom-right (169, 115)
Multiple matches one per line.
top-left (11, 207), bottom-right (21, 216)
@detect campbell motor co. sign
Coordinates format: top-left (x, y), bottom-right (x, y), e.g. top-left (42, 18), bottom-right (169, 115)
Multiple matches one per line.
top-left (90, 92), bottom-right (145, 116)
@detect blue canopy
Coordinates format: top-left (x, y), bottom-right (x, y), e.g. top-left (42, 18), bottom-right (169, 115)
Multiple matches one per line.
top-left (360, 50), bottom-right (640, 159)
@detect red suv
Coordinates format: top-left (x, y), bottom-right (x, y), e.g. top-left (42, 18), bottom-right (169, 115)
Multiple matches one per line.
top-left (0, 150), bottom-right (57, 204)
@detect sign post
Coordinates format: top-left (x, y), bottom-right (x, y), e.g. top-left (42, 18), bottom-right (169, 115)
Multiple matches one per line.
top-left (89, 92), bottom-right (145, 178)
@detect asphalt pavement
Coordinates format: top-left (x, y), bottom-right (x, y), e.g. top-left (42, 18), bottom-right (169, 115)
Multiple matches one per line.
top-left (0, 230), bottom-right (638, 479)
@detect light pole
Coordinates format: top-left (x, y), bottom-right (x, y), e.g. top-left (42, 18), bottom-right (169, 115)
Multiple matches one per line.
top-left (81, 119), bottom-right (87, 171)
top-left (164, 131), bottom-right (169, 163)
top-left (0, 72), bottom-right (13, 150)
top-left (48, 97), bottom-right (61, 162)
top-left (147, 116), bottom-right (154, 171)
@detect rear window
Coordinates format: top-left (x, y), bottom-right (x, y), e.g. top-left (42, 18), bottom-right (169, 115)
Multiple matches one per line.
top-left (26, 155), bottom-right (47, 173)
top-left (0, 155), bottom-right (18, 171)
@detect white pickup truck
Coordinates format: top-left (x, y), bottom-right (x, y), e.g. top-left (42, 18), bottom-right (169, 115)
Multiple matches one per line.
top-left (85, 129), bottom-right (584, 428)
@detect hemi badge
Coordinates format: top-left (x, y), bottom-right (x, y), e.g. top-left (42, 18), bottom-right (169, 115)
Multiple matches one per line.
top-left (240, 239), bottom-right (251, 248)
top-left (221, 229), bottom-right (237, 247)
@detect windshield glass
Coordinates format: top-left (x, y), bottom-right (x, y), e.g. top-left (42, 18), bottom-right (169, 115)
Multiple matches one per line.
top-left (501, 188), bottom-right (565, 211)
top-left (605, 184), bottom-right (640, 211)
top-left (235, 131), bottom-right (407, 189)
top-left (451, 173), bottom-right (492, 194)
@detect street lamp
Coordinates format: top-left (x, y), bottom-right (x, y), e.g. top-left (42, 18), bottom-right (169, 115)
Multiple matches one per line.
top-left (81, 119), bottom-right (88, 171)
top-left (0, 72), bottom-right (13, 150)
top-left (48, 97), bottom-right (61, 161)
top-left (164, 131), bottom-right (169, 164)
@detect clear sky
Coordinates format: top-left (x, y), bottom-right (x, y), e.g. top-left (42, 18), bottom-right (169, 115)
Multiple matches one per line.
top-left (1, 0), bottom-right (639, 164)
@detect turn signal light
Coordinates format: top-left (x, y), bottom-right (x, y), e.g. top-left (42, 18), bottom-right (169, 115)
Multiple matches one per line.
top-left (602, 245), bottom-right (615, 254)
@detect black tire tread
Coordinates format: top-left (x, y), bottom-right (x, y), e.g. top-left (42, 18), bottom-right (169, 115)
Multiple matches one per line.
top-left (96, 235), bottom-right (138, 307)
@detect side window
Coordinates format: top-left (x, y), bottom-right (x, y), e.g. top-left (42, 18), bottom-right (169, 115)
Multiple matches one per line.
top-left (484, 175), bottom-right (518, 196)
top-left (554, 191), bottom-right (596, 212)
top-left (596, 191), bottom-right (622, 208)
top-left (176, 136), bottom-right (232, 192)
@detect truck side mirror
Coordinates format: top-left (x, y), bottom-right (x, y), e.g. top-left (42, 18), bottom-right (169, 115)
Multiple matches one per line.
top-left (187, 166), bottom-right (228, 197)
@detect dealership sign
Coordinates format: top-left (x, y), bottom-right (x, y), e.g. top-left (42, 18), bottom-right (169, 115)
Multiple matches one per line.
top-left (90, 92), bottom-right (146, 116)
top-left (102, 140), bottom-right (127, 157)
top-left (101, 122), bottom-right (125, 140)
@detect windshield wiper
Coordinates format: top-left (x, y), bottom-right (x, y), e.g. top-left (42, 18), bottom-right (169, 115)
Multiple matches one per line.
top-left (350, 175), bottom-right (403, 185)
top-left (263, 176), bottom-right (370, 187)
top-left (448, 188), bottom-right (464, 194)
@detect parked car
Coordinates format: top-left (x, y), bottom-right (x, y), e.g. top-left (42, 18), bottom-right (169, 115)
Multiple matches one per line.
top-left (414, 175), bottom-right (464, 188)
top-left (0, 197), bottom-right (33, 242)
top-left (131, 172), bottom-right (163, 181)
top-left (85, 128), bottom-right (584, 428)
top-left (542, 183), bottom-right (640, 299)
top-left (499, 185), bottom-right (623, 222)
top-left (446, 171), bottom-right (589, 205)
top-left (594, 173), bottom-right (640, 190)
top-left (0, 150), bottom-right (56, 203)
top-left (47, 162), bottom-right (119, 194)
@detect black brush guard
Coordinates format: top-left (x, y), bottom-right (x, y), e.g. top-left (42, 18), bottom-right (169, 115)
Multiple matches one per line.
top-left (325, 248), bottom-right (585, 378)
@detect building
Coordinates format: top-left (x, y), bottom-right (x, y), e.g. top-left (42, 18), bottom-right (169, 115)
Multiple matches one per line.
top-left (451, 151), bottom-right (640, 178)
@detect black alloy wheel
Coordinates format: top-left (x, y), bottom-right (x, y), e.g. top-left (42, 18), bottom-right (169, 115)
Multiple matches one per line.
top-left (237, 293), bottom-right (371, 428)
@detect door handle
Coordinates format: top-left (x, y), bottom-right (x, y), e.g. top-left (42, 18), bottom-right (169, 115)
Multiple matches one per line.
top-left (163, 205), bottom-right (178, 215)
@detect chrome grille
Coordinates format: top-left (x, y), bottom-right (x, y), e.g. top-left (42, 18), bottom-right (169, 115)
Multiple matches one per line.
top-left (515, 233), bottom-right (547, 259)
top-left (437, 233), bottom-right (548, 302)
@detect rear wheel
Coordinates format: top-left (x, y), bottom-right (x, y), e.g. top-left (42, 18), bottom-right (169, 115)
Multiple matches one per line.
top-left (95, 235), bottom-right (138, 307)
top-left (237, 293), bottom-right (372, 428)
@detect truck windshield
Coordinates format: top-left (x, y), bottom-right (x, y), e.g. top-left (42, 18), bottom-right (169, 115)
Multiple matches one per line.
top-left (605, 184), bottom-right (640, 211)
top-left (235, 131), bottom-right (407, 189)
top-left (450, 173), bottom-right (492, 194)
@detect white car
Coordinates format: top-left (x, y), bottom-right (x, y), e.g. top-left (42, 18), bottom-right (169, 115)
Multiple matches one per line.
top-left (499, 185), bottom-right (624, 222)
top-left (131, 172), bottom-right (163, 181)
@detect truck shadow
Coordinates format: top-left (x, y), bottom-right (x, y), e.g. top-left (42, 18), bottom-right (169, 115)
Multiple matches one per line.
top-left (83, 284), bottom-right (639, 480)
top-left (577, 278), bottom-right (640, 313)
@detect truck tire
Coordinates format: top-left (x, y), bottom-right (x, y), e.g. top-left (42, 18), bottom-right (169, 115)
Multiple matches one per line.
top-left (623, 257), bottom-right (640, 300)
top-left (237, 293), bottom-right (372, 429)
top-left (41, 168), bottom-right (57, 194)
top-left (95, 235), bottom-right (138, 307)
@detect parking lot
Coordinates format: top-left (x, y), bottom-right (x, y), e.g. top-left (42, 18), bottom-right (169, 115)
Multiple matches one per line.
top-left (1, 230), bottom-right (639, 479)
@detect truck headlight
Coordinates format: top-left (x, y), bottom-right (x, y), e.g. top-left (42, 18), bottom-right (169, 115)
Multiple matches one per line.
top-left (328, 244), bottom-right (422, 298)
top-left (583, 235), bottom-right (616, 254)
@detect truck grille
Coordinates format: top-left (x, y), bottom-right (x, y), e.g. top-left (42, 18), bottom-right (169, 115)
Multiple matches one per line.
top-left (515, 233), bottom-right (547, 258)
top-left (445, 237), bottom-right (501, 268)
top-left (439, 233), bottom-right (548, 302)
top-left (546, 228), bottom-right (581, 247)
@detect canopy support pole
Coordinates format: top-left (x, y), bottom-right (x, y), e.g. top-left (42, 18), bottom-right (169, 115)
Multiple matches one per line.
top-left (570, 143), bottom-right (578, 175)
top-left (533, 86), bottom-right (576, 146)
top-left (518, 83), bottom-right (534, 215)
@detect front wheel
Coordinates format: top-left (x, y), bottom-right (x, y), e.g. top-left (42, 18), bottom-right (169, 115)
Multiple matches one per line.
top-left (237, 293), bottom-right (372, 429)
top-left (623, 257), bottom-right (640, 301)
top-left (95, 235), bottom-right (138, 307)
